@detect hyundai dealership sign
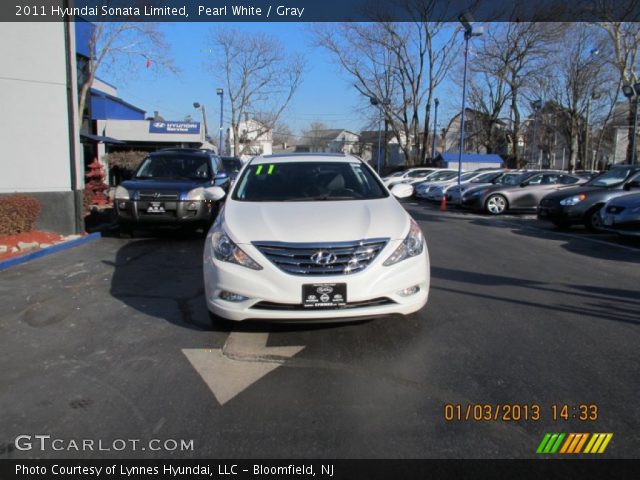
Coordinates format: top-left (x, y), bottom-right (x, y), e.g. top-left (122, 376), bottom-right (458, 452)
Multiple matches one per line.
top-left (149, 121), bottom-right (200, 134)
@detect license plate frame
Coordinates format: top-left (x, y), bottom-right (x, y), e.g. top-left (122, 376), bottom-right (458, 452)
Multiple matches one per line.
top-left (302, 283), bottom-right (347, 308)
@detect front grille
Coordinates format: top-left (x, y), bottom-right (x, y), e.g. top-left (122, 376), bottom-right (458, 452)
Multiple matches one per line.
top-left (251, 297), bottom-right (395, 311)
top-left (540, 198), bottom-right (555, 207)
top-left (252, 238), bottom-right (389, 276)
top-left (138, 190), bottom-right (180, 201)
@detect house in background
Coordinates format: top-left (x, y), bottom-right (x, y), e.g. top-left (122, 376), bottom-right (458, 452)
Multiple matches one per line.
top-left (227, 118), bottom-right (273, 159)
top-left (443, 108), bottom-right (509, 156)
top-left (296, 129), bottom-right (360, 155)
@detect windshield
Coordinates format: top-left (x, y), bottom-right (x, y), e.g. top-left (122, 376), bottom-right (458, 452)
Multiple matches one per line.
top-left (471, 172), bottom-right (502, 183)
top-left (221, 157), bottom-right (243, 173)
top-left (586, 168), bottom-right (635, 187)
top-left (233, 161), bottom-right (389, 202)
top-left (135, 154), bottom-right (211, 180)
top-left (460, 172), bottom-right (478, 181)
top-left (406, 169), bottom-right (433, 178)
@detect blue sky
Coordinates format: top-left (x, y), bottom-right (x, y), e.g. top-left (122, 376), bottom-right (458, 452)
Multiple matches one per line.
top-left (101, 22), bottom-right (462, 138)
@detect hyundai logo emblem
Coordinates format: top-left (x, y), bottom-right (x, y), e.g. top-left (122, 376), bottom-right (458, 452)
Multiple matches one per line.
top-left (310, 251), bottom-right (338, 266)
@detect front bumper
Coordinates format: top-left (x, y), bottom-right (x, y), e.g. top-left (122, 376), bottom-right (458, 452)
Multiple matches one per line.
top-left (116, 200), bottom-right (215, 225)
top-left (536, 203), bottom-right (585, 224)
top-left (600, 211), bottom-right (640, 236)
top-left (203, 238), bottom-right (430, 322)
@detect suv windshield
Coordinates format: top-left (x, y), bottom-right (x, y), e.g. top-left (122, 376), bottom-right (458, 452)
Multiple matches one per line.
top-left (586, 168), bottom-right (635, 187)
top-left (233, 161), bottom-right (388, 202)
top-left (221, 157), bottom-right (243, 174)
top-left (135, 154), bottom-right (211, 180)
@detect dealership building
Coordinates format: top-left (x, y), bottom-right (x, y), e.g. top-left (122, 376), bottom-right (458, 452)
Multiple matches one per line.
top-left (0, 21), bottom-right (207, 235)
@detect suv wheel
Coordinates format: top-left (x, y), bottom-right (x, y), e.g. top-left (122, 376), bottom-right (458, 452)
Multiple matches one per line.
top-left (485, 194), bottom-right (508, 215)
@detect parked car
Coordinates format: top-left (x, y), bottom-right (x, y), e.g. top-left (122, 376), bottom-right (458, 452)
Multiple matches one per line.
top-left (462, 171), bottom-right (582, 215)
top-left (421, 170), bottom-right (503, 202)
top-left (115, 148), bottom-right (231, 234)
top-left (537, 165), bottom-right (640, 230)
top-left (384, 168), bottom-right (442, 188)
top-left (203, 153), bottom-right (430, 323)
top-left (220, 156), bottom-right (244, 185)
top-left (600, 191), bottom-right (640, 236)
top-left (446, 170), bottom-right (506, 203)
top-left (415, 170), bottom-right (475, 200)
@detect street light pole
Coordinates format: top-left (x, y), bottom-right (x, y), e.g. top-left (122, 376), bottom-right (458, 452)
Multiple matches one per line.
top-left (369, 96), bottom-right (390, 174)
top-left (431, 98), bottom-right (439, 160)
top-left (193, 102), bottom-right (209, 142)
top-left (530, 100), bottom-right (542, 169)
top-left (216, 88), bottom-right (224, 156)
top-left (456, 13), bottom-right (482, 205)
top-left (632, 98), bottom-right (639, 165)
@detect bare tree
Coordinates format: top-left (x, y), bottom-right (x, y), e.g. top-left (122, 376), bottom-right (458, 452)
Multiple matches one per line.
top-left (208, 28), bottom-right (305, 157)
top-left (595, 19), bottom-right (640, 163)
top-left (314, 5), bottom-right (458, 166)
top-left (542, 24), bottom-right (614, 169)
top-left (77, 23), bottom-right (175, 125)
top-left (272, 122), bottom-right (295, 148)
top-left (301, 121), bottom-right (330, 151)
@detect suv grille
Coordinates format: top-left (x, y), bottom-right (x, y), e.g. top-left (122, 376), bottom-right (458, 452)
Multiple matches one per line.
top-left (252, 238), bottom-right (389, 276)
top-left (138, 190), bottom-right (179, 201)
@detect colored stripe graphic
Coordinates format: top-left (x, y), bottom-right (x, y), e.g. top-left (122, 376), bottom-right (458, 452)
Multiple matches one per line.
top-left (537, 433), bottom-right (613, 454)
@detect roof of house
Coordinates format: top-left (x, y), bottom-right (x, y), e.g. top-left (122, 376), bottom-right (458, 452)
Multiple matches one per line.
top-left (438, 153), bottom-right (504, 163)
top-left (310, 129), bottom-right (359, 142)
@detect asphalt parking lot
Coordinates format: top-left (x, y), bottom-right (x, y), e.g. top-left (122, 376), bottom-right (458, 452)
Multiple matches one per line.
top-left (0, 202), bottom-right (638, 459)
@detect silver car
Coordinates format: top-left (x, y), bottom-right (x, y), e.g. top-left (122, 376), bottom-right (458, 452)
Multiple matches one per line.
top-left (600, 190), bottom-right (640, 236)
top-left (462, 171), bottom-right (584, 215)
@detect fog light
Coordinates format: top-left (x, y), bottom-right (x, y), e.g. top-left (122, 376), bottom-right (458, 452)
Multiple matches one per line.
top-left (118, 201), bottom-right (127, 209)
top-left (219, 291), bottom-right (248, 302)
top-left (397, 286), bottom-right (420, 297)
top-left (187, 201), bottom-right (199, 210)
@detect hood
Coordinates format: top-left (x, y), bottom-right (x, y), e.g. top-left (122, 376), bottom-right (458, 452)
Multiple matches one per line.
top-left (121, 178), bottom-right (209, 193)
top-left (540, 185), bottom-right (606, 201)
top-left (223, 198), bottom-right (410, 244)
top-left (607, 191), bottom-right (640, 207)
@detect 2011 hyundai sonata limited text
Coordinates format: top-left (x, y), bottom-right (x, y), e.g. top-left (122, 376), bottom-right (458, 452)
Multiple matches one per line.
top-left (202, 154), bottom-right (430, 323)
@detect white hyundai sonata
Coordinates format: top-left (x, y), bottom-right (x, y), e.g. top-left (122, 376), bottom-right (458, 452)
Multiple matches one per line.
top-left (202, 154), bottom-right (430, 323)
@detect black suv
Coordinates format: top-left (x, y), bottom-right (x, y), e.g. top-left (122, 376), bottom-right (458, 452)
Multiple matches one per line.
top-left (114, 148), bottom-right (232, 233)
top-left (538, 165), bottom-right (640, 230)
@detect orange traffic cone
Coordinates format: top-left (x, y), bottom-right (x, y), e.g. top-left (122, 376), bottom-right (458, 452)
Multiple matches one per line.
top-left (440, 194), bottom-right (447, 211)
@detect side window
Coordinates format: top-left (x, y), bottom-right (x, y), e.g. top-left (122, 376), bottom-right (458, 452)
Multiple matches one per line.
top-left (560, 175), bottom-right (579, 184)
top-left (527, 175), bottom-right (543, 185)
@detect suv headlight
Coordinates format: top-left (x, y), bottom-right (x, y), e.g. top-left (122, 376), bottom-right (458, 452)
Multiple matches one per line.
top-left (115, 185), bottom-right (129, 200)
top-left (210, 216), bottom-right (262, 270)
top-left (185, 187), bottom-right (205, 201)
top-left (559, 194), bottom-right (587, 206)
top-left (383, 219), bottom-right (425, 266)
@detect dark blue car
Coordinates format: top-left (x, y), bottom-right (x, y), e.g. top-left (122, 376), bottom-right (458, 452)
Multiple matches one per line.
top-left (114, 148), bottom-right (232, 234)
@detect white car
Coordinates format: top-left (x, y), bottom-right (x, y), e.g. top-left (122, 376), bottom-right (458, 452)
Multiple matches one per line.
top-left (384, 168), bottom-right (441, 188)
top-left (203, 154), bottom-right (430, 323)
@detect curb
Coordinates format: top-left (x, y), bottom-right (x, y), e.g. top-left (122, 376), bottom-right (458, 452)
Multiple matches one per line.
top-left (0, 232), bottom-right (102, 272)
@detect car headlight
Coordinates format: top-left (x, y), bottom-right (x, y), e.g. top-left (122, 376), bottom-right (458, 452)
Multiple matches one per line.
top-left (383, 219), bottom-right (425, 266)
top-left (185, 187), bottom-right (205, 201)
top-left (115, 185), bottom-right (129, 200)
top-left (210, 216), bottom-right (262, 270)
top-left (559, 194), bottom-right (587, 206)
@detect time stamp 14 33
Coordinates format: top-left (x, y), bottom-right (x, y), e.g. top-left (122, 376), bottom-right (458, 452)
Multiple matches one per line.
top-left (443, 404), bottom-right (600, 422)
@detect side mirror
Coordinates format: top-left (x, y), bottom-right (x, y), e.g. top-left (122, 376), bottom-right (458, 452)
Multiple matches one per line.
top-left (214, 172), bottom-right (229, 185)
top-left (519, 181), bottom-right (529, 187)
top-left (204, 186), bottom-right (226, 201)
top-left (390, 183), bottom-right (413, 199)
top-left (623, 180), bottom-right (640, 191)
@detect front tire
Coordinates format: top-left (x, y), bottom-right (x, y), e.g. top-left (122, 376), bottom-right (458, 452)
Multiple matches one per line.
top-left (485, 194), bottom-right (508, 215)
top-left (584, 205), bottom-right (604, 232)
